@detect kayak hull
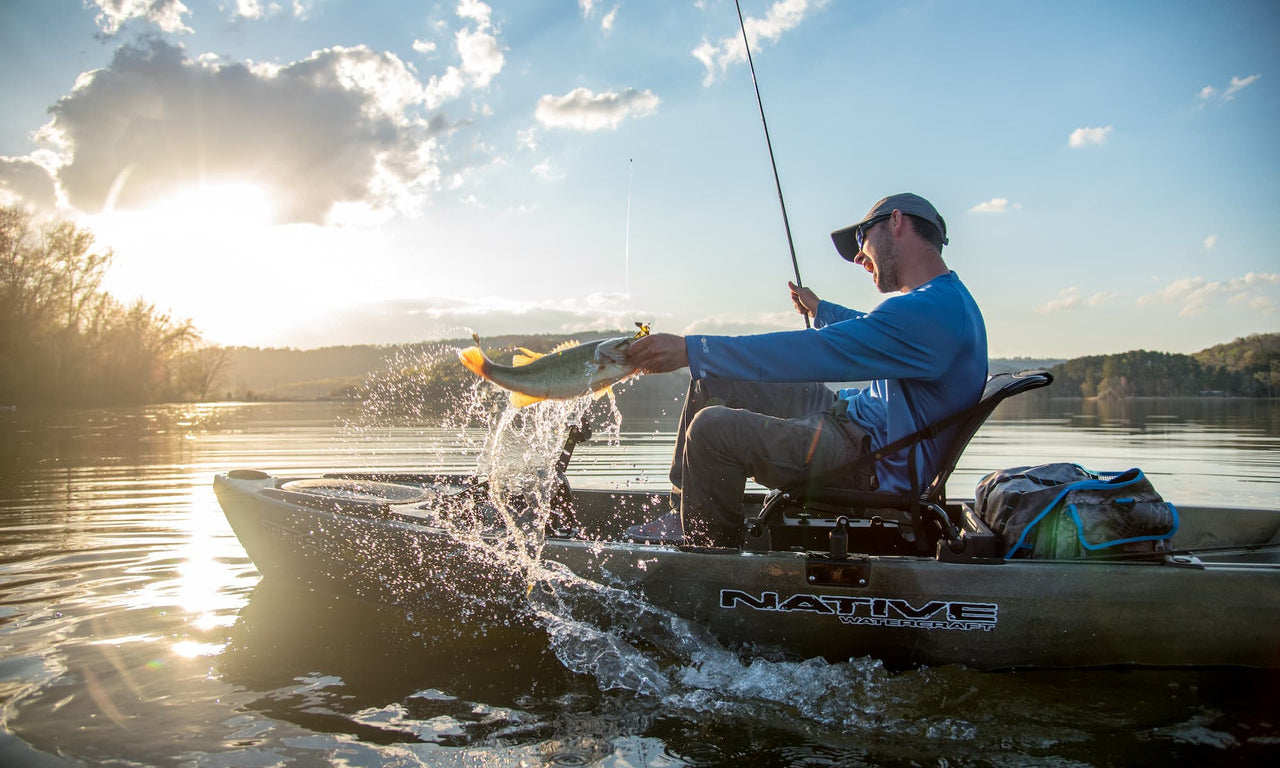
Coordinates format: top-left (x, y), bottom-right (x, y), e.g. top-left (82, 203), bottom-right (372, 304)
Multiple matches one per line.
top-left (214, 470), bottom-right (1280, 670)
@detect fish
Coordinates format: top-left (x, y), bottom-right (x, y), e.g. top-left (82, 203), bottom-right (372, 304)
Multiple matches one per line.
top-left (458, 323), bottom-right (650, 407)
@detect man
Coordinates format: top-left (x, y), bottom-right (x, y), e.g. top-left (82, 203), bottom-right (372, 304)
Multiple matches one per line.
top-left (625, 193), bottom-right (988, 548)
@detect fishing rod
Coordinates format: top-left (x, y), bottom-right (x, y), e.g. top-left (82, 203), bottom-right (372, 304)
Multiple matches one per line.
top-left (734, 0), bottom-right (809, 328)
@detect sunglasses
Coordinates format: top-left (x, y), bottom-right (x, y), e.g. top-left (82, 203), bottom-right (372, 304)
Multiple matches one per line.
top-left (855, 214), bottom-right (892, 252)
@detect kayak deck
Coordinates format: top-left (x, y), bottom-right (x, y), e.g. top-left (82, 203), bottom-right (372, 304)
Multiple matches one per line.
top-left (214, 469), bottom-right (1280, 670)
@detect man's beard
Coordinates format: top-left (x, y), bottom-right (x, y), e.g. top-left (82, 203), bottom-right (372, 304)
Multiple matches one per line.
top-left (873, 239), bottom-right (901, 292)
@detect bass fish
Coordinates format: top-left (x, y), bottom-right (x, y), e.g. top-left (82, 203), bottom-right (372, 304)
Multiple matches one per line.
top-left (458, 323), bottom-right (650, 407)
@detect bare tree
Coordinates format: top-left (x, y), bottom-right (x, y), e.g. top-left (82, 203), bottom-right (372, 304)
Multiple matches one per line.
top-left (179, 344), bottom-right (232, 401)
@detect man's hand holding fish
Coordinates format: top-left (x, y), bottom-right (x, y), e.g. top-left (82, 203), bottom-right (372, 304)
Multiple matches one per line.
top-left (626, 334), bottom-right (689, 375)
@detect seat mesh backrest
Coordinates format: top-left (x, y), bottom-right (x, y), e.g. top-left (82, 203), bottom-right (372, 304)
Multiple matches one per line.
top-left (920, 371), bottom-right (1052, 501)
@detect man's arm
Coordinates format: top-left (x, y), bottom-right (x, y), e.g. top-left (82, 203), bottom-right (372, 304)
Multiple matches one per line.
top-left (627, 333), bottom-right (689, 374)
top-left (790, 281), bottom-right (862, 327)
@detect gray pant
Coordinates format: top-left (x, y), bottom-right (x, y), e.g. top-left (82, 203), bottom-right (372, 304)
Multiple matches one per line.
top-left (669, 378), bottom-right (877, 547)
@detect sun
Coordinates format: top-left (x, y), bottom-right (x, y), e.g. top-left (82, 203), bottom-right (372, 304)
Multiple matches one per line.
top-left (144, 180), bottom-right (277, 232)
top-left (88, 180), bottom-right (284, 334)
top-left (87, 179), bottom-right (402, 347)
top-left (92, 179), bottom-right (278, 246)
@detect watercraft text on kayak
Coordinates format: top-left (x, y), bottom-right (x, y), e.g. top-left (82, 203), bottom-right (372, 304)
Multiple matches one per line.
top-left (720, 589), bottom-right (999, 632)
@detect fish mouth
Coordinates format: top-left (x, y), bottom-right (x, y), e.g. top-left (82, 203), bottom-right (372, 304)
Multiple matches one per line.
top-left (597, 322), bottom-right (649, 365)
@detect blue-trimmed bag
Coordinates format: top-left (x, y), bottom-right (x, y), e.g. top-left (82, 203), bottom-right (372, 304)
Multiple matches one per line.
top-left (974, 463), bottom-right (1178, 560)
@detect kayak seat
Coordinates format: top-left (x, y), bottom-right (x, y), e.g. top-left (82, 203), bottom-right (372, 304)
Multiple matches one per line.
top-left (742, 370), bottom-right (1054, 558)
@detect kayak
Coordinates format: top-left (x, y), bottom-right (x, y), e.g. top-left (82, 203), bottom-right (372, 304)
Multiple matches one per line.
top-left (213, 468), bottom-right (1280, 670)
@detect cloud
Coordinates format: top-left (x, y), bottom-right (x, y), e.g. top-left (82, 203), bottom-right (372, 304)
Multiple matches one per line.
top-left (228, 1), bottom-right (322, 22)
top-left (1067, 125), bottom-right (1113, 148)
top-left (1198, 74), bottom-right (1261, 104)
top-left (16, 2), bottom-right (505, 222)
top-left (290, 293), bottom-right (655, 347)
top-left (535, 87), bottom-right (660, 131)
top-left (531, 159), bottom-right (565, 181)
top-left (412, 39), bottom-right (437, 55)
top-left (968, 197), bottom-right (1019, 214)
top-left (0, 155), bottom-right (59, 210)
top-left (580, 0), bottom-right (620, 32)
top-left (31, 38), bottom-right (468, 224)
top-left (455, 26), bottom-right (504, 88)
top-left (601, 7), bottom-right (619, 33)
top-left (1035, 287), bottom-right (1119, 314)
top-left (90, 0), bottom-right (192, 35)
top-left (683, 310), bottom-right (801, 336)
top-left (1224, 73), bottom-right (1261, 99)
top-left (457, 0), bottom-right (492, 26)
top-left (1138, 273), bottom-right (1280, 316)
top-left (1203, 235), bottom-right (1217, 251)
top-left (423, 1), bottom-right (505, 107)
top-left (692, 0), bottom-right (825, 86)
top-left (516, 127), bottom-right (539, 151)
top-left (231, 0), bottom-right (265, 20)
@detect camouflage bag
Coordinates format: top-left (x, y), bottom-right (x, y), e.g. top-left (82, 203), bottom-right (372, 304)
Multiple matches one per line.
top-left (974, 463), bottom-right (1178, 559)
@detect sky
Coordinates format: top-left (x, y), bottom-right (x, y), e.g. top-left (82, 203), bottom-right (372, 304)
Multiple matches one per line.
top-left (0, 0), bottom-right (1276, 358)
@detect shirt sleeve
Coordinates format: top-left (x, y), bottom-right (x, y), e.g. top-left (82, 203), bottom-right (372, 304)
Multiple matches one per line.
top-left (813, 300), bottom-right (863, 327)
top-left (686, 286), bottom-right (964, 384)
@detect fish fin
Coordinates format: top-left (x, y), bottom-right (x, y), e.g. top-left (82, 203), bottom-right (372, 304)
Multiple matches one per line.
top-left (510, 391), bottom-right (546, 408)
top-left (514, 340), bottom-right (577, 365)
top-left (547, 340), bottom-right (581, 354)
top-left (457, 347), bottom-right (489, 377)
top-left (512, 348), bottom-right (543, 366)
top-left (591, 385), bottom-right (614, 400)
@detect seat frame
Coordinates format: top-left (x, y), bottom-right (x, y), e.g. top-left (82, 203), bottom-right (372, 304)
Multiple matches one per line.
top-left (742, 370), bottom-right (1054, 559)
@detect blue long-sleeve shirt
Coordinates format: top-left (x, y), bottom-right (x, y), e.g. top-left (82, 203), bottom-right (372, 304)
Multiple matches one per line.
top-left (684, 271), bottom-right (988, 493)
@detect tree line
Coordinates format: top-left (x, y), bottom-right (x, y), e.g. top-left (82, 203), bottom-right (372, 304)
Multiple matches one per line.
top-left (3, 202), bottom-right (1274, 408)
top-left (0, 205), bottom-right (228, 407)
top-left (1047, 334), bottom-right (1280, 399)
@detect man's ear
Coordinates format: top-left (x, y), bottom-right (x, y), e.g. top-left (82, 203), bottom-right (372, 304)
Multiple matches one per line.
top-left (888, 209), bottom-right (905, 236)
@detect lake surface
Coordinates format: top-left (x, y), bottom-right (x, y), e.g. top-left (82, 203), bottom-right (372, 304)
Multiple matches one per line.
top-left (1, 395), bottom-right (1278, 767)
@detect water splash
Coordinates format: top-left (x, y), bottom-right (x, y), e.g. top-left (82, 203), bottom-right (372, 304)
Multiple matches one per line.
top-left (347, 351), bottom-right (930, 734)
top-left (475, 398), bottom-right (588, 562)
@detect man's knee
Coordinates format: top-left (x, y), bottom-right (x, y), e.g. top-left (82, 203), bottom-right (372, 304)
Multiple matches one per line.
top-left (685, 406), bottom-right (741, 459)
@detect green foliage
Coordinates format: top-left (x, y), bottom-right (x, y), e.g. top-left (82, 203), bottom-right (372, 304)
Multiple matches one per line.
top-left (1049, 334), bottom-right (1280, 398)
top-left (1194, 333), bottom-right (1280, 398)
top-left (0, 205), bottom-right (228, 406)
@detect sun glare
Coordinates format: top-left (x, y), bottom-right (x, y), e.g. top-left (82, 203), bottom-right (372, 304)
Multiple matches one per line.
top-left (148, 181), bottom-right (276, 231)
top-left (88, 179), bottom-right (402, 347)
top-left (88, 180), bottom-right (288, 340)
top-left (92, 180), bottom-right (277, 248)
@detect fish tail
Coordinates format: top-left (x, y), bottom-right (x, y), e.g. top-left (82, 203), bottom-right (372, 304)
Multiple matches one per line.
top-left (457, 346), bottom-right (490, 378)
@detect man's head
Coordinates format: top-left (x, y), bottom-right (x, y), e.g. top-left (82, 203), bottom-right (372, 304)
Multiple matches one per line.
top-left (830, 193), bottom-right (949, 293)
top-left (831, 193), bottom-right (947, 262)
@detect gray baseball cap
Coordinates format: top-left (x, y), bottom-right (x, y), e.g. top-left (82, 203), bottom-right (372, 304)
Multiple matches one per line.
top-left (831, 193), bottom-right (949, 261)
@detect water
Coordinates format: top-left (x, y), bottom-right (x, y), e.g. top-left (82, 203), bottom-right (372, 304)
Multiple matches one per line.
top-left (2, 396), bottom-right (1279, 767)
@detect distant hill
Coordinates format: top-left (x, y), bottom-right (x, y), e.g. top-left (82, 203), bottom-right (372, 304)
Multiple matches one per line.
top-left (223, 345), bottom-right (399, 399)
top-left (220, 331), bottom-right (639, 401)
top-left (1192, 333), bottom-right (1280, 375)
top-left (989, 358), bottom-right (1065, 375)
top-left (1047, 333), bottom-right (1278, 399)
top-left (216, 332), bottom-right (1278, 405)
